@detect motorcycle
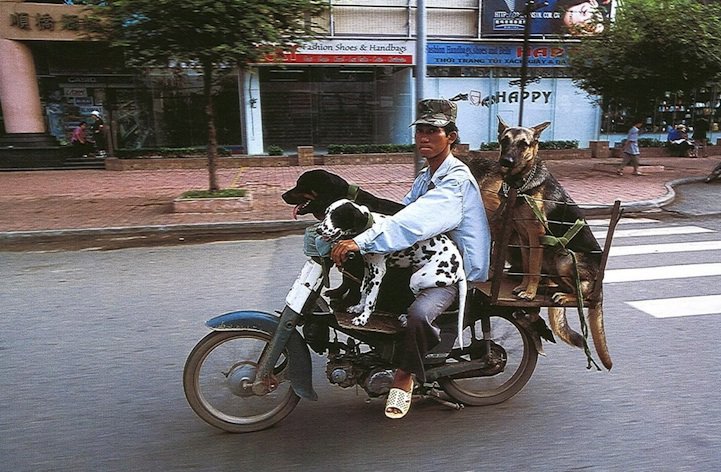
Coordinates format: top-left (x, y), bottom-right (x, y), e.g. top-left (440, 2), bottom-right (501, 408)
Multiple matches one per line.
top-left (706, 160), bottom-right (721, 183)
top-left (183, 227), bottom-right (540, 433)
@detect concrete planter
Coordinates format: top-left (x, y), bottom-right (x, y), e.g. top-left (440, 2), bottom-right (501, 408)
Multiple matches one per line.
top-left (173, 193), bottom-right (253, 213)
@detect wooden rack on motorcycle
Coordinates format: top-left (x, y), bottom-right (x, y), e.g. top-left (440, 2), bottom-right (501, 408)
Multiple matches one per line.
top-left (183, 188), bottom-right (623, 433)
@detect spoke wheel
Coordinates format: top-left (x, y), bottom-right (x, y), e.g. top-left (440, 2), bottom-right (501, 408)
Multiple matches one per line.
top-left (439, 313), bottom-right (538, 406)
top-left (183, 330), bottom-right (299, 433)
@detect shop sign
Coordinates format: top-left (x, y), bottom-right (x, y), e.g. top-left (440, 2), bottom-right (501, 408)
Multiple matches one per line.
top-left (74, 97), bottom-right (94, 106)
top-left (427, 42), bottom-right (567, 68)
top-left (260, 40), bottom-right (413, 65)
top-left (63, 87), bottom-right (88, 98)
top-left (7, 11), bottom-right (98, 33)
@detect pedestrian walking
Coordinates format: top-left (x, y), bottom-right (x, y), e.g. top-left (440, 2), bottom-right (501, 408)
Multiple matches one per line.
top-left (617, 119), bottom-right (644, 176)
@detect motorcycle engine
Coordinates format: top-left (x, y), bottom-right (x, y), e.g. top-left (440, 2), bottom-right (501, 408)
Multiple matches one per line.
top-left (326, 354), bottom-right (394, 396)
top-left (361, 367), bottom-right (394, 397)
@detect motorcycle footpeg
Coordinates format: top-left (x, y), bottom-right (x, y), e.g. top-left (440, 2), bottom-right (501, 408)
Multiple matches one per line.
top-left (423, 389), bottom-right (464, 411)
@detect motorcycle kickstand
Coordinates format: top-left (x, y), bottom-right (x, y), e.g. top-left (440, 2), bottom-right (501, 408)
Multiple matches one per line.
top-left (423, 389), bottom-right (464, 411)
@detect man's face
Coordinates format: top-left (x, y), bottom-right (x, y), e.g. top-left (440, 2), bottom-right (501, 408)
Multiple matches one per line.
top-left (415, 124), bottom-right (455, 159)
top-left (563, 0), bottom-right (604, 35)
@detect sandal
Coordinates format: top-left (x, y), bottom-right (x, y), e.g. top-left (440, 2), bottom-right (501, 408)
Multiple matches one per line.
top-left (385, 386), bottom-right (413, 419)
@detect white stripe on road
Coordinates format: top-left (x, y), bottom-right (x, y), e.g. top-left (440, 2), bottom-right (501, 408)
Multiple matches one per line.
top-left (594, 226), bottom-right (714, 239)
top-left (604, 263), bottom-right (721, 283)
top-left (628, 295), bottom-right (721, 318)
top-left (609, 240), bottom-right (721, 256)
top-left (586, 218), bottom-right (659, 226)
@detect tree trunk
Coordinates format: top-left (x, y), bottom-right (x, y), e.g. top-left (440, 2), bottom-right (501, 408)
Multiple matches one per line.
top-left (203, 61), bottom-right (219, 192)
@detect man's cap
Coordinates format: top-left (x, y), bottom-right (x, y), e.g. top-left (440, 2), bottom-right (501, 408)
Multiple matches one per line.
top-left (410, 99), bottom-right (457, 127)
top-left (91, 111), bottom-right (101, 116)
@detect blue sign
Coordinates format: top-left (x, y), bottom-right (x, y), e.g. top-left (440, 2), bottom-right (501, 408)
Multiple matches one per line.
top-left (427, 42), bottom-right (569, 68)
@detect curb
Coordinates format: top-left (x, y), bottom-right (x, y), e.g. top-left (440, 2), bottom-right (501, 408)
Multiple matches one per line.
top-left (0, 178), bottom-right (701, 248)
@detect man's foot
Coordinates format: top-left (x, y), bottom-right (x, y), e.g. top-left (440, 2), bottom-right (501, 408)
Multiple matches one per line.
top-left (633, 171), bottom-right (644, 176)
top-left (385, 371), bottom-right (414, 419)
top-left (616, 169), bottom-right (624, 176)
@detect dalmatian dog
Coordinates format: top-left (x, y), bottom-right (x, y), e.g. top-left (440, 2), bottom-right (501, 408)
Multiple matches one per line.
top-left (317, 199), bottom-right (468, 346)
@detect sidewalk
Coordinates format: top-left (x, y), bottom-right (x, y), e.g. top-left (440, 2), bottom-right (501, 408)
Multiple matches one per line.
top-left (1, 155), bottom-right (719, 247)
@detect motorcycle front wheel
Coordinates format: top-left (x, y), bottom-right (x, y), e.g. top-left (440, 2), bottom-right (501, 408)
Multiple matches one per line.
top-left (438, 313), bottom-right (537, 406)
top-left (183, 329), bottom-right (300, 433)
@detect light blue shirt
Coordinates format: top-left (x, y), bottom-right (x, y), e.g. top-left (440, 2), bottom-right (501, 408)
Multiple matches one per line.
top-left (627, 126), bottom-right (640, 155)
top-left (353, 154), bottom-right (491, 282)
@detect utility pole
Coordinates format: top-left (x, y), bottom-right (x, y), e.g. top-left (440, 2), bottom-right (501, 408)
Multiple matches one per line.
top-left (518, 0), bottom-right (547, 126)
top-left (414, 0), bottom-right (427, 175)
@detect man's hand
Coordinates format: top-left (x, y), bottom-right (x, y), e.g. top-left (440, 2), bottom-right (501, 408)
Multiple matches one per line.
top-left (331, 240), bottom-right (360, 267)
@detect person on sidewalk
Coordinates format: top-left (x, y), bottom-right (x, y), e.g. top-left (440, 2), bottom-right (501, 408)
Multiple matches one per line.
top-left (89, 110), bottom-right (107, 158)
top-left (618, 119), bottom-right (644, 176)
top-left (70, 121), bottom-right (92, 158)
top-left (692, 116), bottom-right (709, 158)
top-left (330, 98), bottom-right (491, 419)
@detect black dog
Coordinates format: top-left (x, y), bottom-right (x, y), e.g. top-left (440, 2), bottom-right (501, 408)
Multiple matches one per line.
top-left (283, 169), bottom-right (413, 312)
top-left (282, 169), bottom-right (403, 220)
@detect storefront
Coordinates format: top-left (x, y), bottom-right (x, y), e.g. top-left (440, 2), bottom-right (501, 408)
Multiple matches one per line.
top-left (252, 38), bottom-right (602, 151)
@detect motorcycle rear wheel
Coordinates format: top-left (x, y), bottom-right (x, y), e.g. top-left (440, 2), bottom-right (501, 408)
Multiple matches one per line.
top-left (183, 330), bottom-right (300, 433)
top-left (438, 313), bottom-right (537, 406)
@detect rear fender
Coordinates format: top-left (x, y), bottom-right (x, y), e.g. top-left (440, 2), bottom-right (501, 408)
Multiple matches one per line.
top-left (206, 310), bottom-right (317, 401)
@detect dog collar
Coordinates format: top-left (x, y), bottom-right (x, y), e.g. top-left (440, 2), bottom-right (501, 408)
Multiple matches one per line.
top-left (347, 184), bottom-right (360, 201)
top-left (363, 212), bottom-right (375, 231)
top-left (502, 161), bottom-right (539, 196)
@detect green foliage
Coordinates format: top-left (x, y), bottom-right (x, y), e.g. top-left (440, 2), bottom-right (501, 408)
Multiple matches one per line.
top-left (327, 144), bottom-right (416, 154)
top-left (115, 147), bottom-right (231, 158)
top-left (93, 0), bottom-right (328, 191)
top-left (538, 140), bottom-right (579, 150)
top-left (478, 142), bottom-right (500, 151)
top-left (266, 145), bottom-right (284, 156)
top-left (94, 0), bottom-right (328, 69)
top-left (181, 188), bottom-right (247, 199)
top-left (566, 0), bottom-right (721, 105)
top-left (639, 138), bottom-right (664, 148)
top-left (478, 140), bottom-right (578, 151)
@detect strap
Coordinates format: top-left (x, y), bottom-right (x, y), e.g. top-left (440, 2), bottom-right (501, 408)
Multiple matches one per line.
top-left (522, 195), bottom-right (600, 370)
top-left (347, 184), bottom-right (360, 201)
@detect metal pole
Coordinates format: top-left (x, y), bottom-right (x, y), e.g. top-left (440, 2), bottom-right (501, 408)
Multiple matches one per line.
top-left (415, 0), bottom-right (427, 175)
top-left (518, 0), bottom-right (533, 126)
top-left (518, 0), bottom-right (547, 126)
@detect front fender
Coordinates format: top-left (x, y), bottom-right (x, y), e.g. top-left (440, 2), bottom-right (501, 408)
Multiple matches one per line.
top-left (206, 310), bottom-right (317, 401)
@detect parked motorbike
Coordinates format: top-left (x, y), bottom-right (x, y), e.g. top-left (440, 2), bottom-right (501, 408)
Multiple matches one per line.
top-left (706, 160), bottom-right (721, 183)
top-left (183, 228), bottom-right (539, 433)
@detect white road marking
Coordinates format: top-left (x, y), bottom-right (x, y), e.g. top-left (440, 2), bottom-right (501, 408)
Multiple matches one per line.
top-left (587, 218), bottom-right (659, 226)
top-left (627, 295), bottom-right (721, 318)
top-left (604, 263), bottom-right (721, 283)
top-left (609, 240), bottom-right (721, 256)
top-left (594, 225), bottom-right (714, 239)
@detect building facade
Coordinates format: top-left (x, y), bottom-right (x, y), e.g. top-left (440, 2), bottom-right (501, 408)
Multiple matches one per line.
top-left (9, 0), bottom-right (704, 158)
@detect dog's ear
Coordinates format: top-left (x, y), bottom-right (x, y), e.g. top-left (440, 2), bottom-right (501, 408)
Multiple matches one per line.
top-left (532, 121), bottom-right (551, 139)
top-left (497, 116), bottom-right (510, 136)
top-left (352, 205), bottom-right (372, 232)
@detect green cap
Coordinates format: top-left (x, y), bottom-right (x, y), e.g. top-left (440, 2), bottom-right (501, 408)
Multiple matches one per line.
top-left (410, 99), bottom-right (457, 127)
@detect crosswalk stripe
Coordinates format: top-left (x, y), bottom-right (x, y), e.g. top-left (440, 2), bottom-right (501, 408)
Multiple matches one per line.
top-left (627, 295), bottom-right (721, 318)
top-left (594, 225), bottom-right (714, 239)
top-left (587, 218), bottom-right (659, 226)
top-left (604, 263), bottom-right (721, 283)
top-left (610, 240), bottom-right (721, 256)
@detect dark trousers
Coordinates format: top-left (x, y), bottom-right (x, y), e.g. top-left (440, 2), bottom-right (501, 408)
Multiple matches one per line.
top-left (398, 284), bottom-right (458, 382)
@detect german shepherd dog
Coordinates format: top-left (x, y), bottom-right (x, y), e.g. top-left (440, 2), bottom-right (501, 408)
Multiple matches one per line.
top-left (496, 117), bottom-right (612, 370)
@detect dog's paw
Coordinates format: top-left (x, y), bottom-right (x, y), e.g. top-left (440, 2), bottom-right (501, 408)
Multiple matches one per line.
top-left (347, 304), bottom-right (364, 314)
top-left (552, 292), bottom-right (575, 305)
top-left (352, 314), bottom-right (370, 326)
top-left (514, 289), bottom-right (537, 301)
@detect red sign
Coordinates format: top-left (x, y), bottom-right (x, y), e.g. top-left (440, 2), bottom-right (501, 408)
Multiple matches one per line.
top-left (263, 52), bottom-right (411, 65)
